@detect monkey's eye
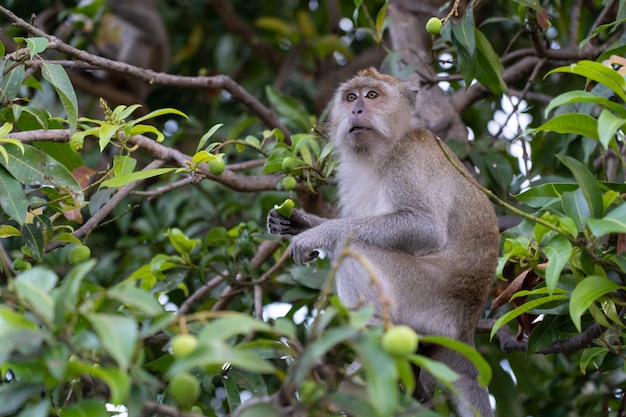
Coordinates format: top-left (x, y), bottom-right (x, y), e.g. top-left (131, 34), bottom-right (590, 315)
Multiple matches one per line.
top-left (365, 91), bottom-right (379, 99)
top-left (346, 93), bottom-right (357, 101)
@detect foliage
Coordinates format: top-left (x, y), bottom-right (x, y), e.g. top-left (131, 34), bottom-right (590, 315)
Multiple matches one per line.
top-left (0, 0), bottom-right (625, 416)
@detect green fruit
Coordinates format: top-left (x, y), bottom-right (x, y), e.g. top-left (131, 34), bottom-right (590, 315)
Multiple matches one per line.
top-left (274, 198), bottom-right (295, 218)
top-left (425, 17), bottom-right (443, 35)
top-left (209, 158), bottom-right (225, 176)
top-left (282, 176), bottom-right (297, 191)
top-left (190, 405), bottom-right (204, 415)
top-left (68, 246), bottom-right (91, 265)
top-left (169, 372), bottom-right (201, 410)
top-left (281, 157), bottom-right (295, 174)
top-left (12, 258), bottom-right (31, 271)
top-left (381, 325), bottom-right (419, 357)
top-left (172, 334), bottom-right (198, 359)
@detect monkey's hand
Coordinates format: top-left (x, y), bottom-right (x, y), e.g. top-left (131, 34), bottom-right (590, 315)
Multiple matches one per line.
top-left (267, 208), bottom-right (315, 236)
top-left (290, 230), bottom-right (321, 264)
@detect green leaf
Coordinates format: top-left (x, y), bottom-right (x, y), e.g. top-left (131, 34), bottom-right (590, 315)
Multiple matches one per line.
top-left (547, 60), bottom-right (626, 102)
top-left (0, 165), bottom-right (27, 225)
top-left (265, 86), bottom-right (311, 132)
top-left (109, 282), bottom-right (164, 316)
top-left (534, 113), bottom-right (599, 140)
top-left (290, 326), bottom-right (359, 385)
top-left (409, 354), bottom-right (459, 393)
top-left (113, 155), bottom-right (137, 177)
top-left (474, 28), bottom-right (506, 95)
top-left (197, 123), bottom-right (223, 152)
top-left (544, 90), bottom-right (626, 119)
top-left (348, 334), bottom-right (398, 416)
top-left (165, 227), bottom-right (201, 257)
top-left (490, 295), bottom-right (569, 340)
top-left (597, 109), bottom-right (626, 149)
top-left (14, 267), bottom-right (58, 324)
top-left (543, 234), bottom-right (573, 294)
top-left (98, 122), bottom-right (119, 151)
top-left (167, 339), bottom-right (277, 377)
top-left (24, 37), bottom-right (49, 58)
top-left (86, 313), bottom-right (138, 370)
top-left (128, 124), bottom-right (164, 143)
top-left (419, 335), bottom-right (492, 387)
top-left (569, 275), bottom-right (625, 332)
top-left (451, 6), bottom-right (475, 55)
top-left (514, 182), bottom-right (578, 208)
top-left (89, 366), bottom-right (132, 404)
top-left (561, 188), bottom-right (590, 232)
top-left (579, 347), bottom-right (608, 374)
top-left (130, 107), bottom-right (188, 126)
top-left (51, 260), bottom-right (95, 329)
top-left (1, 64), bottom-right (25, 102)
top-left (40, 62), bottom-right (78, 132)
top-left (0, 143), bottom-right (83, 196)
top-left (101, 167), bottom-right (176, 188)
top-left (59, 399), bottom-right (109, 417)
top-left (197, 315), bottom-right (274, 343)
top-left (587, 203), bottom-right (626, 237)
top-left (0, 307), bottom-right (46, 364)
top-left (0, 383), bottom-right (41, 417)
top-left (22, 220), bottom-right (45, 262)
top-left (557, 155), bottom-right (603, 218)
top-left (15, 399), bottom-right (49, 417)
top-left (374, 1), bottom-right (389, 42)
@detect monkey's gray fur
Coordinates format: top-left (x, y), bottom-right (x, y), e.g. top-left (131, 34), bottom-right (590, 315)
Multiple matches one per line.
top-left (267, 68), bottom-right (499, 417)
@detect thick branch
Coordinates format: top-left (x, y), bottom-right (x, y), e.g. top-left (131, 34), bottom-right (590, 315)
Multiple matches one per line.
top-left (8, 129), bottom-right (282, 193)
top-left (478, 318), bottom-right (605, 354)
top-left (0, 6), bottom-right (292, 138)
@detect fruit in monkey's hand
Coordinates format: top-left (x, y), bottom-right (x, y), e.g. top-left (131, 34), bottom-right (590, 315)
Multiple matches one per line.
top-left (168, 372), bottom-right (201, 410)
top-left (274, 198), bottom-right (295, 218)
top-left (68, 246), bottom-right (91, 264)
top-left (381, 325), bottom-right (419, 357)
top-left (426, 17), bottom-right (443, 35)
top-left (282, 176), bottom-right (297, 191)
top-left (208, 158), bottom-right (225, 176)
top-left (172, 334), bottom-right (198, 359)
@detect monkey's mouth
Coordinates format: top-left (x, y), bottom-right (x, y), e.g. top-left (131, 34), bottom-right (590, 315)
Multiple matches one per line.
top-left (349, 126), bottom-right (371, 133)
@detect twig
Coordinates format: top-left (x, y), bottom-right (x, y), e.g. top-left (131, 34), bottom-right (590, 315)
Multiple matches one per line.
top-left (210, 240), bottom-right (282, 312)
top-left (133, 177), bottom-right (196, 198)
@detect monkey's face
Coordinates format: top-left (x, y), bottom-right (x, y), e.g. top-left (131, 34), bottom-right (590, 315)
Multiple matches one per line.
top-left (328, 73), bottom-right (417, 157)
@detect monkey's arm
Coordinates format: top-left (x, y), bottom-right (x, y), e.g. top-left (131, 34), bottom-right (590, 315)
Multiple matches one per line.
top-left (267, 208), bottom-right (326, 236)
top-left (289, 210), bottom-right (447, 264)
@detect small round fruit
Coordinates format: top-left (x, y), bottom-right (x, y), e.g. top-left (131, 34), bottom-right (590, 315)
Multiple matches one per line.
top-left (381, 325), bottom-right (419, 357)
top-left (68, 246), bottom-right (91, 265)
top-left (169, 372), bottom-right (201, 410)
top-left (12, 258), bottom-right (31, 271)
top-left (282, 176), bottom-right (297, 191)
top-left (274, 198), bottom-right (295, 218)
top-left (172, 334), bottom-right (198, 359)
top-left (281, 157), bottom-right (295, 174)
top-left (190, 405), bottom-right (204, 415)
top-left (208, 158), bottom-right (225, 176)
top-left (425, 17), bottom-right (443, 35)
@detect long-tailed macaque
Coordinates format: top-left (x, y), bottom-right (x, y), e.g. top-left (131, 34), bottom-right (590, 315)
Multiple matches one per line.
top-left (267, 68), bottom-right (499, 417)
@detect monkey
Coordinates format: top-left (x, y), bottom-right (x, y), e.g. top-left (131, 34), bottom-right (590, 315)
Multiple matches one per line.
top-left (267, 68), bottom-right (499, 417)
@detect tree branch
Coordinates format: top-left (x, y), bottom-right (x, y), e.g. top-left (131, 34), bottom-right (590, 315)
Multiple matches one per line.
top-left (0, 5), bottom-right (292, 138)
top-left (7, 129), bottom-right (282, 192)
